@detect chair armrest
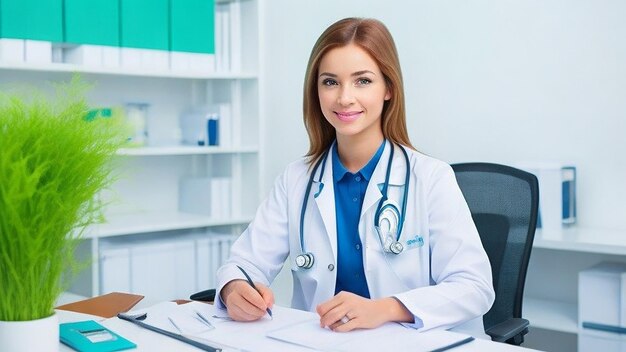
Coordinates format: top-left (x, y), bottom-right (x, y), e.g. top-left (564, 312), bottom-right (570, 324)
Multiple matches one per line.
top-left (190, 288), bottom-right (216, 302)
top-left (485, 318), bottom-right (529, 343)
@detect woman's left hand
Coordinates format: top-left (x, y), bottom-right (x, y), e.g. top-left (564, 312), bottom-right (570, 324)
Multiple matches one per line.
top-left (316, 291), bottom-right (411, 332)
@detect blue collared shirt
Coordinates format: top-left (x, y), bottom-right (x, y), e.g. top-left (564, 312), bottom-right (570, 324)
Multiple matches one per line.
top-left (332, 140), bottom-right (385, 298)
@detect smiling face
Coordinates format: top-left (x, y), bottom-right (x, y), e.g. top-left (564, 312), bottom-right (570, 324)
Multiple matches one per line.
top-left (317, 43), bottom-right (391, 144)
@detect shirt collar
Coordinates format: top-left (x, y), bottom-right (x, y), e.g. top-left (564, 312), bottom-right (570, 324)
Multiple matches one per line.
top-left (332, 140), bottom-right (386, 182)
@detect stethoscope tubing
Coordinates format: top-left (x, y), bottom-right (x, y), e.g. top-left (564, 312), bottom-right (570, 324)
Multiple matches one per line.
top-left (299, 149), bottom-right (329, 252)
top-left (298, 141), bottom-right (410, 267)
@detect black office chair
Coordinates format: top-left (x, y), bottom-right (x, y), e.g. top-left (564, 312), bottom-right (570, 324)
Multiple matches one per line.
top-left (451, 162), bottom-right (539, 345)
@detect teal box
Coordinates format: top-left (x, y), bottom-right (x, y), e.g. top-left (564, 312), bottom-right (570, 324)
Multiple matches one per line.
top-left (170, 0), bottom-right (215, 54)
top-left (64, 0), bottom-right (119, 46)
top-left (120, 0), bottom-right (169, 50)
top-left (0, 0), bottom-right (62, 41)
top-left (60, 320), bottom-right (136, 352)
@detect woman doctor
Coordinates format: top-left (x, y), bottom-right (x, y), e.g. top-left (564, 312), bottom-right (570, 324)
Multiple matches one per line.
top-left (216, 17), bottom-right (495, 335)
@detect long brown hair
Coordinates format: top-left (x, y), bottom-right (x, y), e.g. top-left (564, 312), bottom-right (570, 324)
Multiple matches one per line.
top-left (303, 17), bottom-right (414, 166)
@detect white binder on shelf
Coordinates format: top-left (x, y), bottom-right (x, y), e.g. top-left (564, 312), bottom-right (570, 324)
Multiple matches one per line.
top-left (63, 45), bottom-right (103, 67)
top-left (24, 40), bottom-right (52, 64)
top-left (515, 162), bottom-right (576, 232)
top-left (214, 3), bottom-right (230, 72)
top-left (210, 177), bottom-right (231, 220)
top-left (0, 39), bottom-right (24, 62)
top-left (179, 177), bottom-right (212, 216)
top-left (229, 0), bottom-right (241, 73)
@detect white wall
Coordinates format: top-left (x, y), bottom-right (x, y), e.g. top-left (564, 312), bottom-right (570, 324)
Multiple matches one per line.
top-left (262, 0), bottom-right (626, 231)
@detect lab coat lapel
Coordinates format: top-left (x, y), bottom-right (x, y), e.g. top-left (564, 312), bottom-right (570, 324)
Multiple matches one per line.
top-left (313, 154), bottom-right (337, 261)
top-left (360, 142), bottom-right (409, 230)
top-left (388, 144), bottom-right (409, 186)
top-left (360, 141), bottom-right (390, 219)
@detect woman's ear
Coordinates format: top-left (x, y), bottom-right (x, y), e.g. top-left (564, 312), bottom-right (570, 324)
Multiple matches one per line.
top-left (385, 88), bottom-right (392, 101)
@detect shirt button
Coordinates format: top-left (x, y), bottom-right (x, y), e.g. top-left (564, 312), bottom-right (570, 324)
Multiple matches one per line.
top-left (352, 197), bottom-right (358, 202)
top-left (328, 264), bottom-right (335, 271)
top-left (355, 244), bottom-right (361, 250)
top-left (355, 176), bottom-right (361, 182)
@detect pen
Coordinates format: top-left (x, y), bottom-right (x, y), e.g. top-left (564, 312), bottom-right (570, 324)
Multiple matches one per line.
top-left (195, 310), bottom-right (215, 329)
top-left (168, 317), bottom-right (182, 333)
top-left (236, 265), bottom-right (273, 318)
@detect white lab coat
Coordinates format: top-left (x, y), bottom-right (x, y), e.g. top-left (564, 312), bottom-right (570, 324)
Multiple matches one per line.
top-left (216, 142), bottom-right (495, 337)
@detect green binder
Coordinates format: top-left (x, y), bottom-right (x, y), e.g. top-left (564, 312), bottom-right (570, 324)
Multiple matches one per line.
top-left (120, 0), bottom-right (169, 50)
top-left (0, 0), bottom-right (62, 41)
top-left (170, 0), bottom-right (215, 54)
top-left (64, 0), bottom-right (119, 46)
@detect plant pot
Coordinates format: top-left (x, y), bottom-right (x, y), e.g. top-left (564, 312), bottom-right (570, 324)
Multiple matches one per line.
top-left (0, 313), bottom-right (59, 352)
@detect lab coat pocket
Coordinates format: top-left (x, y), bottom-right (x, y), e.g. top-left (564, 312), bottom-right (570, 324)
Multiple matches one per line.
top-left (367, 235), bottom-right (429, 294)
top-left (290, 266), bottom-right (318, 309)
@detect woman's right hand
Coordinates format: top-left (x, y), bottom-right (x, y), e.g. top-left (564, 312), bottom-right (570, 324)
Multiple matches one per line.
top-left (220, 279), bottom-right (274, 321)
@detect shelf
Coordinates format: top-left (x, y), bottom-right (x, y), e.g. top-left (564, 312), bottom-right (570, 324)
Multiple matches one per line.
top-left (524, 297), bottom-right (578, 334)
top-left (0, 62), bottom-right (257, 80)
top-left (87, 211), bottom-right (253, 238)
top-left (118, 145), bottom-right (259, 156)
top-left (533, 227), bottom-right (626, 255)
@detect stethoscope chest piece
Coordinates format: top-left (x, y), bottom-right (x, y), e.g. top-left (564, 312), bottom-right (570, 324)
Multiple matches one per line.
top-left (376, 200), bottom-right (404, 255)
top-left (389, 240), bottom-right (404, 254)
top-left (295, 252), bottom-right (314, 269)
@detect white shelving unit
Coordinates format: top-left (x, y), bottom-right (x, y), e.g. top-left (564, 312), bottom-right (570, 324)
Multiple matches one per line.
top-left (523, 227), bottom-right (626, 348)
top-left (533, 227), bottom-right (626, 256)
top-left (524, 297), bottom-right (578, 334)
top-left (0, 0), bottom-right (263, 302)
top-left (0, 62), bottom-right (258, 80)
top-left (118, 145), bottom-right (258, 156)
top-left (86, 211), bottom-right (253, 238)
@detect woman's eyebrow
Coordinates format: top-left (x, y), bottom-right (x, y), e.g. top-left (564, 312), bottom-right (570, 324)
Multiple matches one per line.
top-left (318, 70), bottom-right (376, 78)
top-left (351, 70), bottom-right (376, 77)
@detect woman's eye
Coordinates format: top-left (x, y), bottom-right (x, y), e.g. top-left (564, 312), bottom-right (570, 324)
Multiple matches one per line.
top-left (321, 79), bottom-right (338, 86)
top-left (356, 78), bottom-right (372, 85)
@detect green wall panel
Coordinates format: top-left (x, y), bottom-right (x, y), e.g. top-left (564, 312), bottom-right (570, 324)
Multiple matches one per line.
top-left (120, 0), bottom-right (169, 50)
top-left (64, 0), bottom-right (119, 46)
top-left (0, 0), bottom-right (62, 41)
top-left (170, 0), bottom-right (215, 54)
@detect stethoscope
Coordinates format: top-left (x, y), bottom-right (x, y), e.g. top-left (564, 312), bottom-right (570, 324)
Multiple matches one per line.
top-left (295, 141), bottom-right (411, 270)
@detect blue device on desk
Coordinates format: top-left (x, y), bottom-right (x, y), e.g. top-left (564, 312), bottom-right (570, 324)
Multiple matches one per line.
top-left (59, 320), bottom-right (136, 352)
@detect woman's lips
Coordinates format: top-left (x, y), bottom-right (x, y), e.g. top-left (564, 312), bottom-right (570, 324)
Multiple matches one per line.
top-left (335, 111), bottom-right (362, 122)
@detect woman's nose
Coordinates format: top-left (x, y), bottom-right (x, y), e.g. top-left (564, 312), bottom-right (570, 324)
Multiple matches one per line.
top-left (337, 86), bottom-right (355, 106)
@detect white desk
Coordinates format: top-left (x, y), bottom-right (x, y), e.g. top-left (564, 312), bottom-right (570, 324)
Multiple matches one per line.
top-left (56, 303), bottom-right (540, 352)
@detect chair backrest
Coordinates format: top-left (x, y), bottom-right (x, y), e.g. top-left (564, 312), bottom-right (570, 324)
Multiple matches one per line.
top-left (451, 162), bottom-right (539, 332)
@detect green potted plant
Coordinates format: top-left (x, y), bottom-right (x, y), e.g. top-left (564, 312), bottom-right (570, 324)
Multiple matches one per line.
top-left (0, 79), bottom-right (126, 352)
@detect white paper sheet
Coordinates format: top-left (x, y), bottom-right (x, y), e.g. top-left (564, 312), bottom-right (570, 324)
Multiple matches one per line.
top-left (97, 302), bottom-right (475, 352)
top-left (267, 318), bottom-right (475, 352)
top-left (106, 302), bottom-right (316, 351)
